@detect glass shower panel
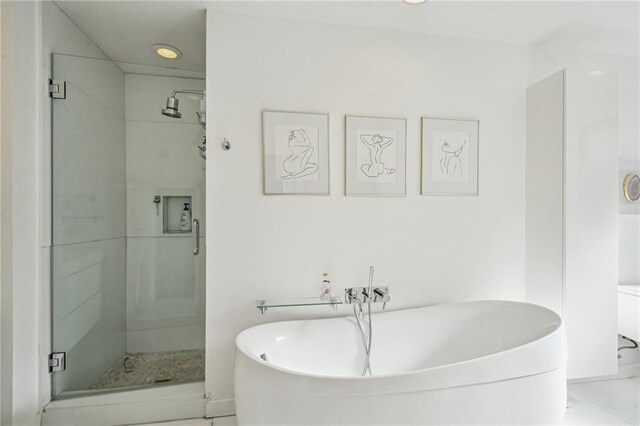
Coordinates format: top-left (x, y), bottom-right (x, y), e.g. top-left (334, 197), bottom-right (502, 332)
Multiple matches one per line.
top-left (126, 234), bottom-right (206, 351)
top-left (51, 53), bottom-right (127, 397)
top-left (51, 54), bottom-right (206, 398)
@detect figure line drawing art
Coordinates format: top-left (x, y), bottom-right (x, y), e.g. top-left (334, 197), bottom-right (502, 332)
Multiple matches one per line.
top-left (439, 138), bottom-right (467, 179)
top-left (281, 128), bottom-right (318, 179)
top-left (360, 133), bottom-right (396, 178)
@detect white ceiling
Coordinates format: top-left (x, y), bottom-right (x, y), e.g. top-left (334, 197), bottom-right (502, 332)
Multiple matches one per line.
top-left (55, 0), bottom-right (640, 74)
top-left (54, 0), bottom-right (208, 72)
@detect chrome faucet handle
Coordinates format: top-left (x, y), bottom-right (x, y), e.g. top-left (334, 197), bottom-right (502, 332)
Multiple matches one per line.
top-left (345, 287), bottom-right (365, 304)
top-left (373, 286), bottom-right (390, 309)
top-left (361, 288), bottom-right (371, 303)
top-left (345, 288), bottom-right (356, 304)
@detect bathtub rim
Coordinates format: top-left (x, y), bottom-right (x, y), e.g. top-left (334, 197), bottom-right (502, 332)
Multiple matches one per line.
top-left (235, 299), bottom-right (564, 381)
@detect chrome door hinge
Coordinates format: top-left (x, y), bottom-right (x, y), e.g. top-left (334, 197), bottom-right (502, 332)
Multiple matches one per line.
top-left (48, 352), bottom-right (66, 373)
top-left (49, 79), bottom-right (66, 99)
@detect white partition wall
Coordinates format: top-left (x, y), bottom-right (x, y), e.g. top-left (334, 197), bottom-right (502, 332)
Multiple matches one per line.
top-left (526, 68), bottom-right (619, 379)
top-left (526, 71), bottom-right (565, 317)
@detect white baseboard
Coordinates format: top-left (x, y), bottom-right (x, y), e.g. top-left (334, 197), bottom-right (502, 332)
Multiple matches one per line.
top-left (206, 398), bottom-right (235, 418)
top-left (42, 383), bottom-right (206, 426)
top-left (568, 363), bottom-right (640, 384)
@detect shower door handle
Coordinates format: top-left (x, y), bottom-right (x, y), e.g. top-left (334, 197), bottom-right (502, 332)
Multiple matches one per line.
top-left (193, 219), bottom-right (200, 255)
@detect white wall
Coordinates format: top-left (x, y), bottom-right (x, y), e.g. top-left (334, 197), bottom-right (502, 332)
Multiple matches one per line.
top-left (525, 71), bottom-right (565, 317)
top-left (526, 42), bottom-right (631, 378)
top-left (527, 45), bottom-right (639, 290)
top-left (617, 57), bottom-right (639, 286)
top-left (206, 11), bottom-right (528, 408)
top-left (0, 1), bottom-right (14, 424)
top-left (4, 1), bottom-right (43, 424)
top-left (124, 74), bottom-right (206, 353)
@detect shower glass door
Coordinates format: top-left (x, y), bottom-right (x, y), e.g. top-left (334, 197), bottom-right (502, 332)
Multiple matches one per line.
top-left (51, 53), bottom-right (205, 398)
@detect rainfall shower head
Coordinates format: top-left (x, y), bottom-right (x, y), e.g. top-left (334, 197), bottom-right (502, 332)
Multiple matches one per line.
top-left (160, 89), bottom-right (205, 120)
top-left (161, 96), bottom-right (182, 118)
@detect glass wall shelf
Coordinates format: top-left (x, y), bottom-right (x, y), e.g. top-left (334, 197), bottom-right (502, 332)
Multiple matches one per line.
top-left (256, 296), bottom-right (343, 314)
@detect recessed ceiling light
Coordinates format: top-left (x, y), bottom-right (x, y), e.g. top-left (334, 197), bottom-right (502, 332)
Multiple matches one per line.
top-left (403, 0), bottom-right (427, 4)
top-left (152, 44), bottom-right (182, 59)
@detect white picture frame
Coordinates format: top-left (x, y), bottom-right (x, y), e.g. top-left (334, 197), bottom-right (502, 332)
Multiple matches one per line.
top-left (262, 111), bottom-right (330, 195)
top-left (346, 115), bottom-right (406, 196)
top-left (421, 117), bottom-right (479, 195)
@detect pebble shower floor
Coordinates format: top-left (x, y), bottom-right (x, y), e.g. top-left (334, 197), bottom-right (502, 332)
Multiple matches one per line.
top-left (91, 349), bottom-right (205, 389)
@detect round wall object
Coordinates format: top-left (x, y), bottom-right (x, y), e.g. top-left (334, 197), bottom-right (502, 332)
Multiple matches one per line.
top-left (623, 173), bottom-right (640, 202)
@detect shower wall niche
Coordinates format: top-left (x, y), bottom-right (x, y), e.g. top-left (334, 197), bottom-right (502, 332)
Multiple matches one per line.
top-left (52, 55), bottom-right (206, 397)
top-left (163, 196), bottom-right (193, 233)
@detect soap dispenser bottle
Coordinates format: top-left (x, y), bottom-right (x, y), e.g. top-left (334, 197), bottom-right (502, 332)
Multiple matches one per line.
top-left (320, 272), bottom-right (332, 301)
top-left (180, 203), bottom-right (192, 232)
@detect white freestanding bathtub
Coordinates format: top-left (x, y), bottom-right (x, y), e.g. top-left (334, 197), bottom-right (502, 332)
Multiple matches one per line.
top-left (234, 300), bottom-right (566, 425)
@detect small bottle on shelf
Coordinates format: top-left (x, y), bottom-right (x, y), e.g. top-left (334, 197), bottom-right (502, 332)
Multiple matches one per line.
top-left (320, 272), bottom-right (332, 301)
top-left (180, 203), bottom-right (191, 232)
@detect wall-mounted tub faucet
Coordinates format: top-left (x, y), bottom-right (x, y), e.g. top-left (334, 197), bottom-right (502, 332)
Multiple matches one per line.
top-left (345, 286), bottom-right (390, 309)
top-left (345, 267), bottom-right (392, 376)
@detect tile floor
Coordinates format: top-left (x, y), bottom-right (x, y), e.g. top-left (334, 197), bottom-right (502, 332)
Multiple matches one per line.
top-left (566, 377), bottom-right (639, 425)
top-left (563, 337), bottom-right (640, 425)
top-left (140, 387), bottom-right (638, 426)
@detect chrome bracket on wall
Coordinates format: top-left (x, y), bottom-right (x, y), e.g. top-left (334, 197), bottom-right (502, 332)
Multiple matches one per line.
top-left (48, 352), bottom-right (66, 373)
top-left (49, 79), bottom-right (66, 99)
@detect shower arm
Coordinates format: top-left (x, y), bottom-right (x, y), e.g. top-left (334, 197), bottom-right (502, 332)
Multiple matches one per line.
top-left (171, 89), bottom-right (205, 98)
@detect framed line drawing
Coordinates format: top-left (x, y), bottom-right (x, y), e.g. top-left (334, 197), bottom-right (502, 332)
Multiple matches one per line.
top-left (262, 111), bottom-right (330, 195)
top-left (421, 117), bottom-right (479, 195)
top-left (346, 115), bottom-right (406, 196)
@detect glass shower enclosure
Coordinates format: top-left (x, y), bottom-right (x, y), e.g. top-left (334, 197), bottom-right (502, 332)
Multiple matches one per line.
top-left (50, 53), bottom-right (206, 398)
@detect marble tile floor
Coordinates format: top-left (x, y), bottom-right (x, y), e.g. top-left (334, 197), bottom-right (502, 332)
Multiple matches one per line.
top-left (564, 337), bottom-right (640, 425)
top-left (566, 377), bottom-right (639, 425)
top-left (91, 349), bottom-right (205, 390)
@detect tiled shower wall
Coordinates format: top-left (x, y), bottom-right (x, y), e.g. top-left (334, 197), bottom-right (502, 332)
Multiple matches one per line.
top-left (124, 74), bottom-right (206, 353)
